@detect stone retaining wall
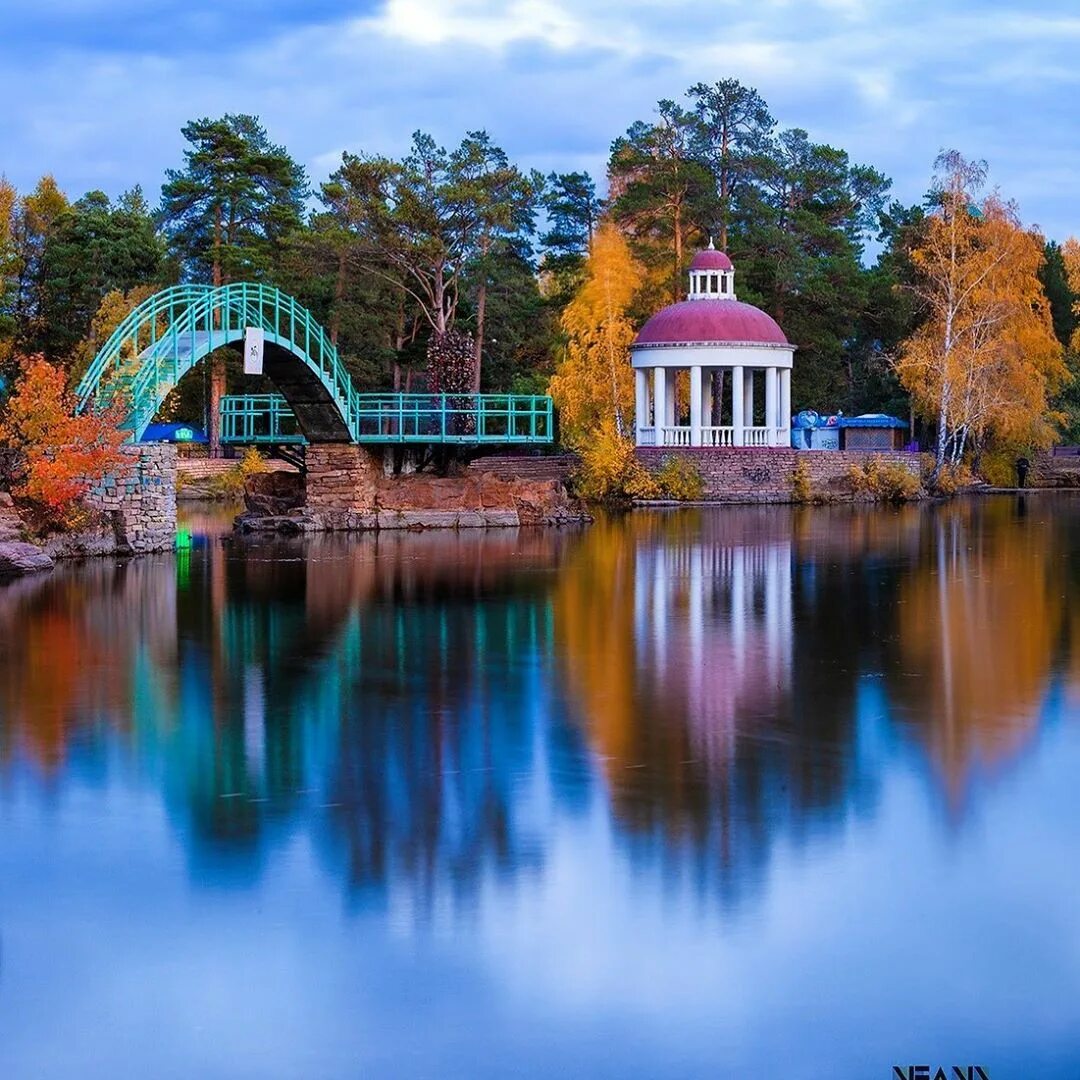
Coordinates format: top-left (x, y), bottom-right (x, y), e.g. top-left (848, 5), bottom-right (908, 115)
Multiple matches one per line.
top-left (636, 447), bottom-right (922, 503)
top-left (284, 444), bottom-right (586, 532)
top-left (79, 444), bottom-right (177, 553)
top-left (465, 454), bottom-right (579, 484)
top-left (1033, 451), bottom-right (1080, 488)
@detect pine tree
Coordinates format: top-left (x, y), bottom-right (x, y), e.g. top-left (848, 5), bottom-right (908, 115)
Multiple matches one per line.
top-left (159, 115), bottom-right (308, 451)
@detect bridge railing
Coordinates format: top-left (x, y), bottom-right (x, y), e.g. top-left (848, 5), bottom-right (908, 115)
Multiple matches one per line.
top-left (76, 285), bottom-right (213, 413)
top-left (219, 393), bottom-right (554, 445)
top-left (221, 394), bottom-right (306, 444)
top-left (78, 282), bottom-right (361, 441)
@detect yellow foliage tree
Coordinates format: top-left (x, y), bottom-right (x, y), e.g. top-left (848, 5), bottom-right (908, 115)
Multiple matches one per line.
top-left (549, 223), bottom-right (643, 445)
top-left (69, 284), bottom-right (159, 386)
top-left (895, 152), bottom-right (1065, 479)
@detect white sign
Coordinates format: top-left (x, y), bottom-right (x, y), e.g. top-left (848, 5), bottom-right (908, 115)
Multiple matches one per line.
top-left (244, 327), bottom-right (265, 375)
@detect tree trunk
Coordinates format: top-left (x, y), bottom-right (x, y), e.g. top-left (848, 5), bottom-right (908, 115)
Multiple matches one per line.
top-left (472, 237), bottom-right (489, 394)
top-left (209, 204), bottom-right (224, 457)
top-left (329, 248), bottom-right (346, 347)
top-left (719, 126), bottom-right (730, 251)
top-left (673, 202), bottom-right (683, 304)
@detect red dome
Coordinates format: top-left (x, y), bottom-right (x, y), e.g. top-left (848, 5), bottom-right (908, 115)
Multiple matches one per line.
top-left (689, 248), bottom-right (734, 271)
top-left (634, 299), bottom-right (789, 348)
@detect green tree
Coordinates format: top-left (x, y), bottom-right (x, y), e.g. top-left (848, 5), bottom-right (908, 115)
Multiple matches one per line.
top-left (608, 100), bottom-right (715, 306)
top-left (539, 171), bottom-right (604, 303)
top-left (0, 178), bottom-right (18, 369)
top-left (38, 187), bottom-right (167, 362)
top-left (1041, 240), bottom-right (1078, 349)
top-left (7, 176), bottom-right (69, 359)
top-left (1045, 239), bottom-right (1080, 441)
top-left (159, 114), bottom-right (308, 450)
top-left (735, 128), bottom-right (891, 408)
top-left (687, 78), bottom-right (774, 250)
top-left (323, 130), bottom-right (538, 392)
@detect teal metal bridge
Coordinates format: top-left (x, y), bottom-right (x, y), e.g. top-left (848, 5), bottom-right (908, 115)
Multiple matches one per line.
top-left (75, 283), bottom-right (554, 446)
top-left (219, 392), bottom-right (553, 445)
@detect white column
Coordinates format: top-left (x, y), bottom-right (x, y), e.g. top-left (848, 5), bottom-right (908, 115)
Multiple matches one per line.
top-left (765, 367), bottom-right (778, 446)
top-left (731, 365), bottom-right (745, 446)
top-left (744, 368), bottom-right (755, 433)
top-left (635, 368), bottom-right (648, 444)
top-left (690, 364), bottom-right (702, 447)
top-left (653, 367), bottom-right (667, 441)
top-left (701, 369), bottom-right (713, 435)
top-left (781, 367), bottom-right (790, 442)
top-left (780, 368), bottom-right (791, 446)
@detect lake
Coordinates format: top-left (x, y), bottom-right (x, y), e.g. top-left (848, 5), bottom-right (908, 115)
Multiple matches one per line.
top-left (0, 497), bottom-right (1078, 1078)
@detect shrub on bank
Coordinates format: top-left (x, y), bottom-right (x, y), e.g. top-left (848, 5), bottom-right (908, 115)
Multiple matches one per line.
top-left (205, 448), bottom-right (267, 500)
top-left (791, 459), bottom-right (814, 503)
top-left (929, 460), bottom-right (978, 495)
top-left (653, 455), bottom-right (705, 500)
top-left (847, 456), bottom-right (921, 503)
top-left (571, 428), bottom-right (659, 502)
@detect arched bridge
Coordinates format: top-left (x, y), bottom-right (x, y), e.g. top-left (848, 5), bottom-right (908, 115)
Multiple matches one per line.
top-left (75, 283), bottom-right (553, 445)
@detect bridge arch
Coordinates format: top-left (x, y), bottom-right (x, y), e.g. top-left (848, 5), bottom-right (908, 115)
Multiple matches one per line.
top-left (75, 283), bottom-right (356, 442)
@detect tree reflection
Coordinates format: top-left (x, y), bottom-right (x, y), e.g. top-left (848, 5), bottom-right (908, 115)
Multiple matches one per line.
top-left (888, 498), bottom-right (1068, 805)
top-left (0, 498), bottom-right (1072, 915)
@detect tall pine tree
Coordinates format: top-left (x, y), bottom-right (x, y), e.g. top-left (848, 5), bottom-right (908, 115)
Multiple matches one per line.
top-left (159, 115), bottom-right (307, 450)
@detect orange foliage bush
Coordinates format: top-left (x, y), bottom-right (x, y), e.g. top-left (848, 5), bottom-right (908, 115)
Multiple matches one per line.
top-left (0, 353), bottom-right (127, 531)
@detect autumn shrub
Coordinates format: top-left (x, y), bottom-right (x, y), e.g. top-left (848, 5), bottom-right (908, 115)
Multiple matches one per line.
top-left (571, 427), bottom-right (659, 502)
top-left (847, 456), bottom-right (921, 503)
top-left (653, 455), bottom-right (705, 500)
top-left (791, 459), bottom-right (813, 503)
top-left (930, 461), bottom-right (978, 495)
top-left (205, 448), bottom-right (267, 500)
top-left (0, 354), bottom-right (127, 532)
top-left (977, 448), bottom-right (1035, 488)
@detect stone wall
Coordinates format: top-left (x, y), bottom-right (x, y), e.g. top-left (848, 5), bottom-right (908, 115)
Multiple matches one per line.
top-left (76, 444), bottom-right (177, 553)
top-left (465, 453), bottom-right (579, 484)
top-left (1033, 450), bottom-right (1080, 488)
top-left (288, 443), bottom-right (586, 532)
top-left (302, 444), bottom-right (380, 530)
top-left (636, 447), bottom-right (921, 503)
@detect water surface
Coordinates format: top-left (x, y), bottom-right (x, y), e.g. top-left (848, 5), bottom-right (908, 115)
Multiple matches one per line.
top-left (0, 497), bottom-right (1078, 1078)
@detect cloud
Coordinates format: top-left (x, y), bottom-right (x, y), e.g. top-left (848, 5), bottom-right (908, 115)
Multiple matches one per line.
top-left (2, 0), bottom-right (1078, 241)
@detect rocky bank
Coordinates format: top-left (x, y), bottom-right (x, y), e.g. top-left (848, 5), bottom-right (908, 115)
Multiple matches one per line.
top-left (236, 465), bottom-right (589, 535)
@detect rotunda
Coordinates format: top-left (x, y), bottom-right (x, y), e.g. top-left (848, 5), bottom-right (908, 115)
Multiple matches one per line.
top-left (632, 244), bottom-right (794, 448)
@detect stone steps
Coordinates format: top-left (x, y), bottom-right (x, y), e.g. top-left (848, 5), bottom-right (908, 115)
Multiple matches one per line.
top-left (467, 454), bottom-right (578, 483)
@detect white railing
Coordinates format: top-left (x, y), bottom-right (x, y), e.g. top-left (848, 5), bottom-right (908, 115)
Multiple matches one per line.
top-left (646, 426), bottom-right (790, 448)
top-left (702, 426), bottom-right (735, 447)
top-left (661, 426), bottom-right (691, 447)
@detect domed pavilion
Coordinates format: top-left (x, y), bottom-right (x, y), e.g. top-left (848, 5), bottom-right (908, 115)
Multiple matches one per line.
top-left (632, 245), bottom-right (794, 448)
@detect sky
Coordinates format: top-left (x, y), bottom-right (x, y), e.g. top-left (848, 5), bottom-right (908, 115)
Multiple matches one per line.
top-left (3, 0), bottom-right (1080, 245)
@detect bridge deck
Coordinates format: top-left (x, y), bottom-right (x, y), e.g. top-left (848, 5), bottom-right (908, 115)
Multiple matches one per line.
top-left (219, 393), bottom-right (554, 446)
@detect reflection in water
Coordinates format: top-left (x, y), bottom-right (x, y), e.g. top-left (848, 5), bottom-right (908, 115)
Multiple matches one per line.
top-left (0, 503), bottom-right (1072, 882)
top-left (1, 498), bottom-right (1079, 1075)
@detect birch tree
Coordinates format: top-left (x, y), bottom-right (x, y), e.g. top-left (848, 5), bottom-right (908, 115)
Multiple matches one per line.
top-left (549, 224), bottom-right (643, 442)
top-left (895, 152), bottom-right (1064, 477)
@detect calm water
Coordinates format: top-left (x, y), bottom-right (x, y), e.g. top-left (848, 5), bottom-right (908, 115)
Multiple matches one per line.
top-left (1, 498), bottom-right (1078, 1079)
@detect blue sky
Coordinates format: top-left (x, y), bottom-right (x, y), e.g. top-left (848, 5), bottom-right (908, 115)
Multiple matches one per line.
top-left (4, 0), bottom-right (1079, 243)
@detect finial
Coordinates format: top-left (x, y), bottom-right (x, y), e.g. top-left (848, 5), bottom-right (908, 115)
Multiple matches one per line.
top-left (707, 235), bottom-right (715, 250)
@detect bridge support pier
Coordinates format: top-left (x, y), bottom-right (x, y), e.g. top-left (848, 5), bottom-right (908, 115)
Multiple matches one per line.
top-left (303, 443), bottom-right (381, 530)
